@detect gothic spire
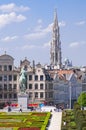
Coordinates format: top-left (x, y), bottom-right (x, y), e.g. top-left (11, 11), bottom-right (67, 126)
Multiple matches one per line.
top-left (50, 9), bottom-right (62, 69)
top-left (53, 8), bottom-right (58, 31)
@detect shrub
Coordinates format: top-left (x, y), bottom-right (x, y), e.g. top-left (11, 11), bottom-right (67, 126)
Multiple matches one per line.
top-left (82, 127), bottom-right (86, 130)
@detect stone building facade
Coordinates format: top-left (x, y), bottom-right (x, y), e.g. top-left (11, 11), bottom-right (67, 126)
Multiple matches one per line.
top-left (0, 54), bottom-right (53, 105)
top-left (0, 54), bottom-right (19, 104)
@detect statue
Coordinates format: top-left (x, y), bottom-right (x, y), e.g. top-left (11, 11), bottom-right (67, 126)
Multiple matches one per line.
top-left (19, 67), bottom-right (27, 93)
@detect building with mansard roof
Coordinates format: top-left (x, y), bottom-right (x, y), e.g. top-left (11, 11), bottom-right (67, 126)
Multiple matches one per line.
top-left (0, 53), bottom-right (20, 106)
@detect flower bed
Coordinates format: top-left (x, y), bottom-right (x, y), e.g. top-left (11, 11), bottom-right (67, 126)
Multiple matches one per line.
top-left (0, 112), bottom-right (51, 130)
top-left (18, 128), bottom-right (40, 130)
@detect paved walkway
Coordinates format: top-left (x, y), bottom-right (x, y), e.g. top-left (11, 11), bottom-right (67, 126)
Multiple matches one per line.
top-left (48, 112), bottom-right (62, 130)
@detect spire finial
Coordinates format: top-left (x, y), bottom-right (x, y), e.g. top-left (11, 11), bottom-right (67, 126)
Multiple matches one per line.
top-left (54, 8), bottom-right (57, 21)
top-left (25, 57), bottom-right (27, 60)
top-left (5, 51), bottom-right (6, 55)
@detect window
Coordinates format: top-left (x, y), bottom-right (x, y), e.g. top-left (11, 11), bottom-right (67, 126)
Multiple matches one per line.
top-left (14, 93), bottom-right (17, 98)
top-left (4, 84), bottom-right (7, 91)
top-left (29, 84), bottom-right (32, 89)
top-left (45, 92), bottom-right (47, 98)
top-left (13, 84), bottom-right (17, 90)
top-left (35, 92), bottom-right (38, 98)
top-left (40, 75), bottom-right (43, 81)
top-left (9, 84), bottom-right (12, 91)
top-left (4, 65), bottom-right (7, 71)
top-left (0, 65), bottom-right (2, 71)
top-left (40, 92), bottom-right (43, 98)
top-left (9, 75), bottom-right (12, 81)
top-left (35, 75), bottom-right (38, 81)
top-left (0, 84), bottom-right (2, 90)
top-left (8, 65), bottom-right (12, 71)
top-left (0, 94), bottom-right (2, 98)
top-left (0, 75), bottom-right (2, 81)
top-left (9, 94), bottom-right (12, 98)
top-left (13, 75), bottom-right (17, 81)
top-left (40, 84), bottom-right (43, 89)
top-left (25, 65), bottom-right (27, 71)
top-left (29, 75), bottom-right (32, 80)
top-left (45, 84), bottom-right (47, 90)
top-left (4, 75), bottom-right (7, 81)
top-left (49, 84), bottom-right (53, 89)
top-left (35, 84), bottom-right (38, 89)
top-left (29, 92), bottom-right (32, 98)
top-left (49, 92), bottom-right (53, 98)
top-left (4, 94), bottom-right (7, 99)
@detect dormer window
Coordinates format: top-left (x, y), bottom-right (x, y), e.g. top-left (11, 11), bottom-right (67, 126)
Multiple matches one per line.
top-left (4, 65), bottom-right (7, 71)
top-left (8, 65), bottom-right (12, 71)
top-left (40, 75), bottom-right (43, 81)
top-left (35, 75), bottom-right (38, 80)
top-left (0, 65), bottom-right (2, 71)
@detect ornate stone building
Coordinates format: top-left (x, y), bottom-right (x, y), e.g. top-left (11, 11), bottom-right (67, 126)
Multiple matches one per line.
top-left (0, 53), bottom-right (19, 104)
top-left (20, 60), bottom-right (53, 105)
top-left (0, 54), bottom-right (53, 106)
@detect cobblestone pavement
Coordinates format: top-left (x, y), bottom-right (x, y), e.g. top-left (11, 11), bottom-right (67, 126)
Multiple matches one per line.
top-left (48, 112), bottom-right (62, 130)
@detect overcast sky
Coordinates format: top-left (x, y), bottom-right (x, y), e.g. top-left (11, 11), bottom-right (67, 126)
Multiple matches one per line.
top-left (0, 0), bottom-right (86, 67)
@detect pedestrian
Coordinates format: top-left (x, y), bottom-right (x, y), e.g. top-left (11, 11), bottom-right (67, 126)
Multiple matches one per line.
top-left (19, 105), bottom-right (22, 112)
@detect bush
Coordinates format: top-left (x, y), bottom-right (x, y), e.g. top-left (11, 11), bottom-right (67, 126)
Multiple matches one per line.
top-left (69, 121), bottom-right (77, 129)
top-left (61, 126), bottom-right (68, 130)
top-left (81, 121), bottom-right (86, 129)
top-left (82, 127), bottom-right (86, 130)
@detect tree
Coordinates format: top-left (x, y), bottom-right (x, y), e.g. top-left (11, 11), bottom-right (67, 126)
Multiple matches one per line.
top-left (77, 92), bottom-right (86, 107)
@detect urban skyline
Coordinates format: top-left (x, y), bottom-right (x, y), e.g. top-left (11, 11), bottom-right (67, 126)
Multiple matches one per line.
top-left (0, 0), bottom-right (86, 67)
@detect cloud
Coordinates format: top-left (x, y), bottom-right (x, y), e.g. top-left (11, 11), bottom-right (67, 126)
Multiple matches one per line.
top-left (69, 42), bottom-right (79, 48)
top-left (43, 41), bottom-right (50, 48)
top-left (0, 3), bottom-right (30, 13)
top-left (69, 41), bottom-right (86, 48)
top-left (0, 47), bottom-right (9, 51)
top-left (25, 19), bottom-right (66, 41)
top-left (0, 12), bottom-right (26, 28)
top-left (25, 23), bottom-right (53, 40)
top-left (1, 35), bottom-right (18, 42)
top-left (37, 19), bottom-right (43, 24)
top-left (75, 21), bottom-right (86, 26)
top-left (21, 44), bottom-right (36, 50)
top-left (59, 21), bottom-right (66, 27)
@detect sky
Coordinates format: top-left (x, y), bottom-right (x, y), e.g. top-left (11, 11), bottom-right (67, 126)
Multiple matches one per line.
top-left (0, 0), bottom-right (86, 67)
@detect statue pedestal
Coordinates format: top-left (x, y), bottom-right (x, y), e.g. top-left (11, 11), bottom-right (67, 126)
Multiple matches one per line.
top-left (18, 92), bottom-right (29, 109)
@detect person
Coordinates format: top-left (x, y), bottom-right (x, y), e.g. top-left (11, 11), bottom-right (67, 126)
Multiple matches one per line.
top-left (19, 105), bottom-right (22, 112)
top-left (8, 106), bottom-right (11, 112)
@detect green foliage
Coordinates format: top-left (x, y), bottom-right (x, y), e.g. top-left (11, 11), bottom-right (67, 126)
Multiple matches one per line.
top-left (73, 102), bottom-right (81, 111)
top-left (69, 121), bottom-right (77, 129)
top-left (77, 92), bottom-right (86, 107)
top-left (82, 127), bottom-right (86, 130)
top-left (62, 108), bottom-right (86, 130)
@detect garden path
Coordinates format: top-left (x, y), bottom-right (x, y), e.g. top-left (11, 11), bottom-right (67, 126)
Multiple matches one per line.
top-left (48, 111), bottom-right (62, 130)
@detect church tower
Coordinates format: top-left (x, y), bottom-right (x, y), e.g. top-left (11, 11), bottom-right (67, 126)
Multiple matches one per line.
top-left (50, 9), bottom-right (62, 69)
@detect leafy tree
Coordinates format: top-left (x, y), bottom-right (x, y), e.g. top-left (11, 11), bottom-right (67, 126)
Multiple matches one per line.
top-left (77, 92), bottom-right (86, 107)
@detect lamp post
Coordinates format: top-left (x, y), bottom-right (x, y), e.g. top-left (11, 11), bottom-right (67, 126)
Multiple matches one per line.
top-left (69, 82), bottom-right (71, 109)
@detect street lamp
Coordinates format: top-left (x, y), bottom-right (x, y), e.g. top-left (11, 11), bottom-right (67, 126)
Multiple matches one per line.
top-left (69, 82), bottom-right (72, 109)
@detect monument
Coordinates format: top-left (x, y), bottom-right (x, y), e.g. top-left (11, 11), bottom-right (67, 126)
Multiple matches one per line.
top-left (18, 67), bottom-right (29, 110)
